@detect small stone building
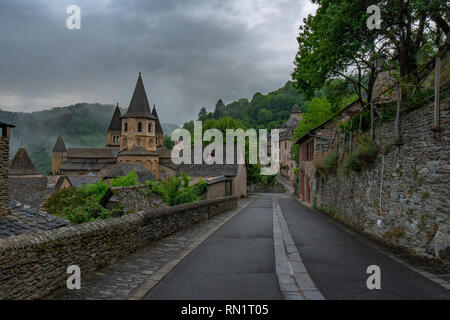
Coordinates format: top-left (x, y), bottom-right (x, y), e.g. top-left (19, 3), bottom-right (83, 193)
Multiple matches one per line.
top-left (294, 99), bottom-right (362, 205)
top-left (278, 105), bottom-right (302, 182)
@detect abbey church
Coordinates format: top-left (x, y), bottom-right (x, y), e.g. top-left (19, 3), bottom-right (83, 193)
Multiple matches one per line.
top-left (51, 73), bottom-right (168, 179)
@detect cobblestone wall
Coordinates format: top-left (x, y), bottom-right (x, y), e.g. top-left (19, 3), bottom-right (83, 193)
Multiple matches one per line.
top-left (0, 137), bottom-right (9, 216)
top-left (0, 195), bottom-right (237, 299)
top-left (314, 100), bottom-right (449, 262)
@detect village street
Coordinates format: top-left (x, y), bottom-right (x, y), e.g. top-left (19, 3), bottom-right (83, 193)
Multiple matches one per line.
top-left (49, 191), bottom-right (450, 300)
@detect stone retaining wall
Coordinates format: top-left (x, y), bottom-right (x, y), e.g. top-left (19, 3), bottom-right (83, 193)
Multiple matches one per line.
top-left (313, 100), bottom-right (449, 262)
top-left (0, 196), bottom-right (237, 299)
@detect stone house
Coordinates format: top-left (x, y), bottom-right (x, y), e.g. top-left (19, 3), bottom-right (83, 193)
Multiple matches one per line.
top-left (277, 105), bottom-right (302, 182)
top-left (294, 100), bottom-right (362, 206)
top-left (0, 121), bottom-right (70, 238)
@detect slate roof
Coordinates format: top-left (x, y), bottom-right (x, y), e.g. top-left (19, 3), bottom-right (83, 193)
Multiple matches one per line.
top-left (165, 145), bottom-right (243, 177)
top-left (9, 148), bottom-right (41, 176)
top-left (55, 175), bottom-right (100, 190)
top-left (122, 73), bottom-right (157, 120)
top-left (152, 105), bottom-right (163, 134)
top-left (52, 135), bottom-right (67, 152)
top-left (0, 200), bottom-right (70, 239)
top-left (205, 175), bottom-right (231, 185)
top-left (59, 162), bottom-right (109, 172)
top-left (98, 163), bottom-right (155, 183)
top-left (108, 104), bottom-right (122, 131)
top-left (67, 148), bottom-right (116, 159)
top-left (118, 146), bottom-right (159, 156)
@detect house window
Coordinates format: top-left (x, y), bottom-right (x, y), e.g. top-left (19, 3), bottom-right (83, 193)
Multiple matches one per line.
top-left (138, 122), bottom-right (142, 132)
top-left (124, 123), bottom-right (128, 132)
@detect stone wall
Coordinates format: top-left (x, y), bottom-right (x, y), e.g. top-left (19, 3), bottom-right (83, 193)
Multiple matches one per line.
top-left (0, 196), bottom-right (237, 299)
top-left (313, 100), bottom-right (449, 262)
top-left (0, 137), bottom-right (9, 216)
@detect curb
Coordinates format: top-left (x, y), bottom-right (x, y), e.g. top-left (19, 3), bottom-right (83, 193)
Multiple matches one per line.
top-left (128, 196), bottom-right (258, 300)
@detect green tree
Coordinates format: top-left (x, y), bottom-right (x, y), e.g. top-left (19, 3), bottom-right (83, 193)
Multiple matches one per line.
top-left (198, 107), bottom-right (208, 121)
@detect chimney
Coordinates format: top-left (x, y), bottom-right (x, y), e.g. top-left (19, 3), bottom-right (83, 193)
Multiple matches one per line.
top-left (0, 122), bottom-right (15, 216)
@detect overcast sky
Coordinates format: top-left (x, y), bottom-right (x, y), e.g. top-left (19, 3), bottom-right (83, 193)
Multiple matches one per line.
top-left (0, 0), bottom-right (316, 125)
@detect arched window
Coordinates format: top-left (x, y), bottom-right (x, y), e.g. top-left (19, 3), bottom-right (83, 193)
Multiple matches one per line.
top-left (136, 138), bottom-right (141, 147)
top-left (149, 139), bottom-right (154, 149)
top-left (148, 122), bottom-right (152, 133)
top-left (124, 123), bottom-right (128, 132)
top-left (138, 122), bottom-right (142, 132)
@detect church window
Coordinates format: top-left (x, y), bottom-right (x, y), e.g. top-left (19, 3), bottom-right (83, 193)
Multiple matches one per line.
top-left (138, 122), bottom-right (142, 132)
top-left (124, 123), bottom-right (128, 132)
top-left (148, 122), bottom-right (152, 133)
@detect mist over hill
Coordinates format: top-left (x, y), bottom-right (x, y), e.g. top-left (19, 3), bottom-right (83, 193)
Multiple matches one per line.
top-left (0, 103), bottom-right (179, 174)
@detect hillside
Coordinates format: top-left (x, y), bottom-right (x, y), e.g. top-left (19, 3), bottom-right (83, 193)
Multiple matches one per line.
top-left (189, 81), bottom-right (306, 129)
top-left (0, 103), bottom-right (178, 174)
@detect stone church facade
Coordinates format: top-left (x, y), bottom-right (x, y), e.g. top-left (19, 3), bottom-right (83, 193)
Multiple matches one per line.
top-left (51, 73), bottom-right (166, 179)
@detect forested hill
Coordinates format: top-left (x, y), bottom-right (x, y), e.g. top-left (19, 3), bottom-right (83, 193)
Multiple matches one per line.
top-left (0, 103), bottom-right (179, 174)
top-left (190, 81), bottom-right (306, 130)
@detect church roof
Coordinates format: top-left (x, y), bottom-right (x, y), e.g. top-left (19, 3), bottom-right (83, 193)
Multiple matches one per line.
top-left (122, 73), bottom-right (157, 120)
top-left (118, 146), bottom-right (159, 156)
top-left (9, 148), bottom-right (41, 176)
top-left (52, 135), bottom-right (67, 153)
top-left (108, 104), bottom-right (122, 131)
top-left (66, 148), bottom-right (116, 159)
top-left (152, 105), bottom-right (163, 134)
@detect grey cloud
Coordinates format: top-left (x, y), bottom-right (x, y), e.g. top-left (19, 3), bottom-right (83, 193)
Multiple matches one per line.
top-left (0, 0), bottom-right (316, 124)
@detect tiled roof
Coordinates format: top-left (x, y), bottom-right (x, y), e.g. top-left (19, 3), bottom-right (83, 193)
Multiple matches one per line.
top-left (55, 176), bottom-right (100, 190)
top-left (118, 146), bottom-right (159, 156)
top-left (52, 135), bottom-right (67, 152)
top-left (9, 148), bottom-right (41, 176)
top-left (59, 162), bottom-right (109, 171)
top-left (166, 145), bottom-right (243, 177)
top-left (99, 163), bottom-right (154, 183)
top-left (122, 73), bottom-right (157, 120)
top-left (67, 148), bottom-right (116, 159)
top-left (0, 200), bottom-right (70, 239)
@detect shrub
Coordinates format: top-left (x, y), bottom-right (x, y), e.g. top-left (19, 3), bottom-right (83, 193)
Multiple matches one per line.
top-left (313, 151), bottom-right (338, 177)
top-left (344, 135), bottom-right (379, 172)
top-left (43, 170), bottom-right (139, 224)
top-left (145, 174), bottom-right (208, 206)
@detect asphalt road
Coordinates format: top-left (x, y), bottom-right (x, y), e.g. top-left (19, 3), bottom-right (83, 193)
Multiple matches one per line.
top-left (279, 196), bottom-right (450, 300)
top-left (145, 194), bottom-right (283, 300)
top-left (145, 193), bottom-right (450, 300)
